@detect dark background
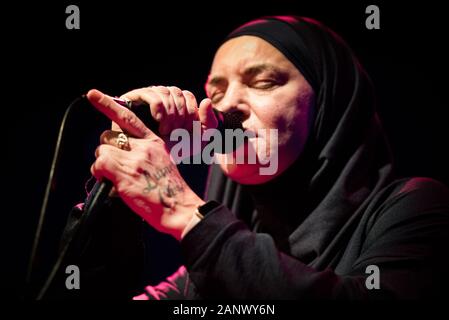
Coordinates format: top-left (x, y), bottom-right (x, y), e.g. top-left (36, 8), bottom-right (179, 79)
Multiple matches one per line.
top-left (2, 0), bottom-right (448, 299)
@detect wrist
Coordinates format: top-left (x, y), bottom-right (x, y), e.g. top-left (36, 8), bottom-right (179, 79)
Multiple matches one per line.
top-left (174, 196), bottom-right (205, 241)
top-left (181, 210), bottom-right (203, 240)
top-left (180, 200), bottom-right (222, 240)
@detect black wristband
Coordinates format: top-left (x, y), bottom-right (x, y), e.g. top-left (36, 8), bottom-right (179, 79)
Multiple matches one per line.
top-left (197, 200), bottom-right (221, 218)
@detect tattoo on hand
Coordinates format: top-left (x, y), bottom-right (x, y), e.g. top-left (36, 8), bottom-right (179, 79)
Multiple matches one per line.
top-left (152, 164), bottom-right (176, 180)
top-left (163, 178), bottom-right (185, 197)
top-left (142, 164), bottom-right (177, 193)
top-left (141, 165), bottom-right (185, 209)
top-left (143, 171), bottom-right (157, 193)
top-left (159, 178), bottom-right (185, 209)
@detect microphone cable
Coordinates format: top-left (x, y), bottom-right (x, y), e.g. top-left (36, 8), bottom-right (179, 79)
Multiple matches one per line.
top-left (26, 95), bottom-right (86, 299)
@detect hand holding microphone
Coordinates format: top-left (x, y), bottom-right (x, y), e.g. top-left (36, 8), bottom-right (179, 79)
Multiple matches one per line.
top-left (84, 87), bottom-right (243, 239)
top-left (108, 86), bottom-right (242, 137)
top-left (33, 87), bottom-right (238, 298)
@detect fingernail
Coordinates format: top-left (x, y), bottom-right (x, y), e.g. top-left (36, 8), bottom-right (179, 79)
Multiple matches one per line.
top-left (155, 113), bottom-right (162, 121)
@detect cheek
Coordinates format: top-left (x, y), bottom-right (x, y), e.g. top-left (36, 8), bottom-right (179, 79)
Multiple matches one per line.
top-left (274, 87), bottom-right (314, 143)
top-left (247, 95), bottom-right (290, 131)
top-left (252, 102), bottom-right (301, 148)
top-left (247, 84), bottom-right (313, 153)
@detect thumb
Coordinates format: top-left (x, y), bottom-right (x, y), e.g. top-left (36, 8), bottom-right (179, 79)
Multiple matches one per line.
top-left (198, 98), bottom-right (218, 129)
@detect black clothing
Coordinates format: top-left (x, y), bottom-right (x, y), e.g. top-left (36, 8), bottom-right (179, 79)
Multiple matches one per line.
top-left (180, 176), bottom-right (449, 299)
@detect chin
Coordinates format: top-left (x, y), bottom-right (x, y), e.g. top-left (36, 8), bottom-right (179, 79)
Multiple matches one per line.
top-left (215, 138), bottom-right (284, 185)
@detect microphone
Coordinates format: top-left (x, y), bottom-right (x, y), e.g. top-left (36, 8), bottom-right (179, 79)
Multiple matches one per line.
top-left (83, 97), bottom-right (244, 223)
top-left (111, 97), bottom-right (244, 135)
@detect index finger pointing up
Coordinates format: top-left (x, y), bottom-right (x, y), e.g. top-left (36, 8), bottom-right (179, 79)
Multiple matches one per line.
top-left (87, 89), bottom-right (155, 139)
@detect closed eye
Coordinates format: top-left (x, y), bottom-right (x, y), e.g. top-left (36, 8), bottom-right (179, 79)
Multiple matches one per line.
top-left (250, 79), bottom-right (279, 90)
top-left (209, 90), bottom-right (224, 103)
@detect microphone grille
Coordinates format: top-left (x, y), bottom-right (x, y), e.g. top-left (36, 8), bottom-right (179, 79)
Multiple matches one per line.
top-left (218, 111), bottom-right (244, 131)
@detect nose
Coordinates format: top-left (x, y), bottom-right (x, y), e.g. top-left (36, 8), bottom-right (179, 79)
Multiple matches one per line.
top-left (215, 83), bottom-right (251, 122)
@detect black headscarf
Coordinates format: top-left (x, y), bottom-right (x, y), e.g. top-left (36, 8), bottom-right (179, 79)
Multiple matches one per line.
top-left (204, 16), bottom-right (394, 269)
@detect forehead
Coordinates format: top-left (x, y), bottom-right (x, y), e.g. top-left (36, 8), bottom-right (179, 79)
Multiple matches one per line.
top-left (210, 36), bottom-right (294, 74)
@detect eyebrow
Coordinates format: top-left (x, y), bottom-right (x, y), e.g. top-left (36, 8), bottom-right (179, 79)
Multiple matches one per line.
top-left (242, 63), bottom-right (283, 77)
top-left (206, 63), bottom-right (284, 89)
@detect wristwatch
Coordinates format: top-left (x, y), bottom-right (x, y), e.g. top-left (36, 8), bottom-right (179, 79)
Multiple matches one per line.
top-left (195, 200), bottom-right (221, 219)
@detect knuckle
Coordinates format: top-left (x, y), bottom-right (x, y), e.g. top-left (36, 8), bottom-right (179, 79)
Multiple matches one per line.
top-left (169, 86), bottom-right (183, 97)
top-left (90, 163), bottom-right (96, 175)
top-left (115, 181), bottom-right (128, 195)
top-left (118, 108), bottom-right (129, 121)
top-left (99, 130), bottom-right (113, 144)
top-left (175, 103), bottom-right (185, 114)
top-left (186, 104), bottom-right (198, 115)
top-left (182, 90), bottom-right (194, 100)
top-left (95, 156), bottom-right (107, 169)
top-left (154, 138), bottom-right (166, 147)
top-left (119, 93), bottom-right (132, 101)
top-left (155, 85), bottom-right (171, 95)
top-left (129, 165), bottom-right (141, 178)
top-left (95, 145), bottom-right (100, 157)
top-left (151, 97), bottom-right (165, 110)
top-left (140, 95), bottom-right (162, 114)
top-left (183, 90), bottom-right (198, 109)
top-left (120, 88), bottom-right (143, 99)
top-left (142, 143), bottom-right (154, 155)
top-left (95, 144), bottom-right (107, 157)
top-left (119, 109), bottom-right (136, 126)
top-left (135, 158), bottom-right (147, 171)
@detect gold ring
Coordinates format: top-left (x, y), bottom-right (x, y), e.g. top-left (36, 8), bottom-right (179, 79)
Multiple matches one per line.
top-left (116, 132), bottom-right (130, 150)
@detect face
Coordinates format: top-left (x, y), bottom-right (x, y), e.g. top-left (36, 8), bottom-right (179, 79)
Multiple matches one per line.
top-left (205, 36), bottom-right (315, 185)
